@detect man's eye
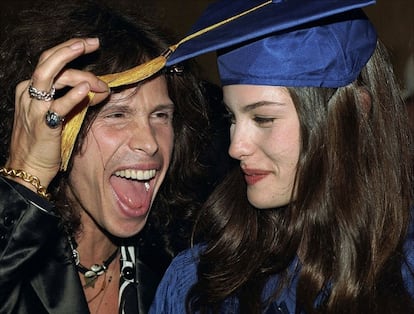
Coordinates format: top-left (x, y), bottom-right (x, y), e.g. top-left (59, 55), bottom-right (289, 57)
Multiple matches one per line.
top-left (106, 112), bottom-right (125, 118)
top-left (151, 111), bottom-right (173, 122)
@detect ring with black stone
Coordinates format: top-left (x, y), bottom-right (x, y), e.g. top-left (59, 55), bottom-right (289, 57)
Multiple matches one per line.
top-left (45, 110), bottom-right (65, 129)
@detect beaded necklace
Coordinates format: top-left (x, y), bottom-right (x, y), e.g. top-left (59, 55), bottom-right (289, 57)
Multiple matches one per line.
top-left (69, 238), bottom-right (119, 288)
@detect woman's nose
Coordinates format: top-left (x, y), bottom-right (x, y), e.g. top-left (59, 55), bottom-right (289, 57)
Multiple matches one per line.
top-left (228, 124), bottom-right (251, 160)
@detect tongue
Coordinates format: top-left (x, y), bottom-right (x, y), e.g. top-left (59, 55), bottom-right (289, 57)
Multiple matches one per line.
top-left (110, 176), bottom-right (150, 210)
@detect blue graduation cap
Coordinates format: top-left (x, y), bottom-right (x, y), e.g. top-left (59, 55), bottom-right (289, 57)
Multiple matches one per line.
top-left (166, 0), bottom-right (377, 88)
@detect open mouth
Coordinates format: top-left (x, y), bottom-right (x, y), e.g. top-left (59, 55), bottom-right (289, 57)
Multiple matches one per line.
top-left (111, 168), bottom-right (157, 213)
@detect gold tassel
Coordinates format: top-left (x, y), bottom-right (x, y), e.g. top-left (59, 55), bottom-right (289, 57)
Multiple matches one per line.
top-left (59, 1), bottom-right (272, 171)
top-left (60, 102), bottom-right (89, 171)
top-left (102, 47), bottom-right (176, 88)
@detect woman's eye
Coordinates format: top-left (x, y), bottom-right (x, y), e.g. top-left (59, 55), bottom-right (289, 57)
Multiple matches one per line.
top-left (253, 116), bottom-right (275, 126)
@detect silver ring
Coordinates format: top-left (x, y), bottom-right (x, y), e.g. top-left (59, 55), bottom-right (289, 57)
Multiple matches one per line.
top-left (45, 110), bottom-right (65, 129)
top-left (28, 84), bottom-right (56, 101)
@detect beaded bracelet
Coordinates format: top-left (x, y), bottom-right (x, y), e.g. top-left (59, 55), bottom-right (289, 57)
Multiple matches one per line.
top-left (0, 166), bottom-right (51, 200)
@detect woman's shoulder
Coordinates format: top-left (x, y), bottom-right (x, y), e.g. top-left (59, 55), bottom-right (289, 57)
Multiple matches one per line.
top-left (149, 244), bottom-right (204, 313)
top-left (164, 244), bottom-right (203, 288)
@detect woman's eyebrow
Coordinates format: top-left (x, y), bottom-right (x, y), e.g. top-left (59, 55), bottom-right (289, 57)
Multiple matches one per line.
top-left (242, 100), bottom-right (286, 113)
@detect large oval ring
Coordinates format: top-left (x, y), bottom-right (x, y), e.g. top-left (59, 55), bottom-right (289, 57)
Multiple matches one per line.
top-left (45, 110), bottom-right (65, 129)
top-left (28, 84), bottom-right (56, 102)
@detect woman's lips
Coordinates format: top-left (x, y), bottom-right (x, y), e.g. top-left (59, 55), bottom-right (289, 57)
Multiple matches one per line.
top-left (242, 168), bottom-right (270, 185)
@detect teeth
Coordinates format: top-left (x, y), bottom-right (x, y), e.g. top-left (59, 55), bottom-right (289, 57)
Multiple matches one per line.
top-left (114, 169), bottom-right (156, 181)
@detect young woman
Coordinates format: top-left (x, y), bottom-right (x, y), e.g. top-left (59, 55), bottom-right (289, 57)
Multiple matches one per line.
top-left (150, 0), bottom-right (414, 313)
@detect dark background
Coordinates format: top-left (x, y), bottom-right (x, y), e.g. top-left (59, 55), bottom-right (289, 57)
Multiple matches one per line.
top-left (1, 0), bottom-right (413, 90)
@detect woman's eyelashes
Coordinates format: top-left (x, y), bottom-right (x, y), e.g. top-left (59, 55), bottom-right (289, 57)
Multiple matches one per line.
top-left (253, 115), bottom-right (275, 127)
top-left (222, 111), bottom-right (275, 127)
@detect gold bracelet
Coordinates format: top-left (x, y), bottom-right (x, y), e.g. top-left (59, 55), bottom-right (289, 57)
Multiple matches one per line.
top-left (0, 166), bottom-right (51, 200)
